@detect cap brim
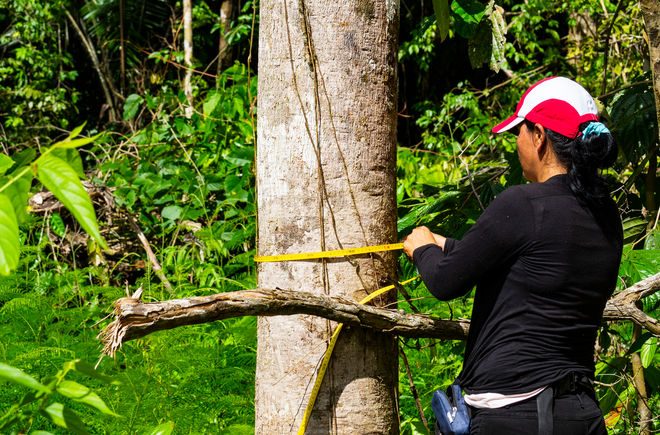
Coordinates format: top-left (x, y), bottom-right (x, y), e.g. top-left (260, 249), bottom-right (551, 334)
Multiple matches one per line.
top-left (492, 116), bottom-right (524, 134)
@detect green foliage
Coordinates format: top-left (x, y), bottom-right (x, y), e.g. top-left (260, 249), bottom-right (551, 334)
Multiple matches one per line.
top-left (0, 0), bottom-right (78, 143)
top-left (0, 127), bottom-right (105, 276)
top-left (0, 359), bottom-right (119, 434)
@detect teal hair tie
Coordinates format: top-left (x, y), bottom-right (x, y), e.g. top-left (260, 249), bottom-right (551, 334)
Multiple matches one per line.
top-left (582, 122), bottom-right (610, 138)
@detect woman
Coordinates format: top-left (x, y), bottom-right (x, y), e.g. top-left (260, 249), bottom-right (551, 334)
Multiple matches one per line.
top-left (402, 77), bottom-right (622, 435)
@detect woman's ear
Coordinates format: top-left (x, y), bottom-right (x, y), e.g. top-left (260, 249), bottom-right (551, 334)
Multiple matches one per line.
top-left (533, 123), bottom-right (546, 148)
top-left (533, 123), bottom-right (547, 156)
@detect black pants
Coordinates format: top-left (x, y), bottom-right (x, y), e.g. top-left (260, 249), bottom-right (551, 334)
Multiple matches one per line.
top-left (467, 390), bottom-right (607, 435)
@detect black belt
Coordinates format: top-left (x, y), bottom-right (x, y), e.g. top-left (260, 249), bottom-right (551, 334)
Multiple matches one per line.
top-left (537, 373), bottom-right (594, 435)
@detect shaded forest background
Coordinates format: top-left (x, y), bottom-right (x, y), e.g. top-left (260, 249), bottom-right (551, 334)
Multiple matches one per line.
top-left (0, 0), bottom-right (658, 433)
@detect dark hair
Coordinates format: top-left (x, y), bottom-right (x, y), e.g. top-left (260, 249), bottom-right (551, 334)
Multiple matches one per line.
top-left (523, 120), bottom-right (618, 206)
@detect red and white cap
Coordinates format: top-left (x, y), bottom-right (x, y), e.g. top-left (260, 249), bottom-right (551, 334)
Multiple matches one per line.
top-left (492, 76), bottom-right (599, 139)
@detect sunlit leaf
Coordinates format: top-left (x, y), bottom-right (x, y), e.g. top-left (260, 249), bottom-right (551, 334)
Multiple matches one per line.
top-left (0, 154), bottom-right (13, 176)
top-left (162, 205), bottom-right (183, 221)
top-left (67, 123), bottom-right (86, 140)
top-left (54, 133), bottom-right (102, 149)
top-left (52, 148), bottom-right (85, 178)
top-left (203, 92), bottom-right (222, 117)
top-left (50, 213), bottom-right (66, 238)
top-left (0, 169), bottom-right (33, 224)
top-left (640, 336), bottom-right (658, 368)
top-left (644, 228), bottom-right (660, 250)
top-left (35, 154), bottom-right (107, 249)
top-left (147, 421), bottom-right (175, 435)
top-left (0, 194), bottom-right (20, 276)
top-left (57, 380), bottom-right (120, 416)
top-left (0, 363), bottom-right (50, 394)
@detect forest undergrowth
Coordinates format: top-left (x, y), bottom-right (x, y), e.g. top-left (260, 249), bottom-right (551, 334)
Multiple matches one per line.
top-left (1, 0), bottom-right (659, 433)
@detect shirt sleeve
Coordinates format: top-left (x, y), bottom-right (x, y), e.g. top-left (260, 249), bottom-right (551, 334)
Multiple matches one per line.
top-left (412, 187), bottom-right (534, 300)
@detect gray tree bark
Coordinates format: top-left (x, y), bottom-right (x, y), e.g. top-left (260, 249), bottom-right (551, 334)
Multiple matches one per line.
top-left (255, 0), bottom-right (400, 432)
top-left (183, 0), bottom-right (194, 118)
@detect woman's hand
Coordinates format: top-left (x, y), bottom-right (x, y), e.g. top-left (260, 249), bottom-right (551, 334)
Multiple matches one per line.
top-left (402, 226), bottom-right (446, 261)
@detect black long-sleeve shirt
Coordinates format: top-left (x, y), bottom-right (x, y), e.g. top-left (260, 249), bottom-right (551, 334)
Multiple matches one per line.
top-left (413, 174), bottom-right (622, 395)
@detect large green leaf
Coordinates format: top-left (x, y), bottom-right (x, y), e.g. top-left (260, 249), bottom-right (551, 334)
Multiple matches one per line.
top-left (123, 94), bottom-right (144, 120)
top-left (35, 154), bottom-right (107, 249)
top-left (397, 191), bottom-right (461, 237)
top-left (1, 169), bottom-right (33, 224)
top-left (451, 0), bottom-right (486, 39)
top-left (610, 84), bottom-right (657, 164)
top-left (0, 363), bottom-right (50, 394)
top-left (0, 154), bottom-right (13, 176)
top-left (432, 0), bottom-right (450, 41)
top-left (52, 148), bottom-right (85, 178)
top-left (203, 92), bottom-right (222, 117)
top-left (41, 403), bottom-right (89, 435)
top-left (56, 380), bottom-right (120, 416)
top-left (0, 194), bottom-right (20, 276)
top-left (640, 336), bottom-right (657, 368)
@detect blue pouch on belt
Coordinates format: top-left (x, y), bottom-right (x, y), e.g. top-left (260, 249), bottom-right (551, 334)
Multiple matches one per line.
top-left (431, 384), bottom-right (470, 435)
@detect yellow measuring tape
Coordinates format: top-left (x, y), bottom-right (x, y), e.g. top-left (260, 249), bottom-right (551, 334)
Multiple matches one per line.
top-left (254, 241), bottom-right (415, 433)
top-left (254, 243), bottom-right (404, 262)
top-left (297, 276), bottom-right (419, 434)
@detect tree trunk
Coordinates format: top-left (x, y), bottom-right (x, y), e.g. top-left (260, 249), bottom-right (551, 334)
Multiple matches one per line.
top-left (216, 0), bottom-right (233, 82)
top-left (183, 0), bottom-right (194, 118)
top-left (642, 0), bottom-right (659, 226)
top-left (255, 0), bottom-right (399, 432)
top-left (64, 10), bottom-right (119, 122)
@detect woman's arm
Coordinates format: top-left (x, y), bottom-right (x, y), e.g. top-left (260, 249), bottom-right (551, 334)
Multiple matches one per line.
top-left (406, 187), bottom-right (533, 301)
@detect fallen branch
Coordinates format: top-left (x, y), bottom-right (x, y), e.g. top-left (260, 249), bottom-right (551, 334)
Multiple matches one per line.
top-left (99, 288), bottom-right (470, 356)
top-left (99, 272), bottom-right (660, 357)
top-left (602, 272), bottom-right (660, 335)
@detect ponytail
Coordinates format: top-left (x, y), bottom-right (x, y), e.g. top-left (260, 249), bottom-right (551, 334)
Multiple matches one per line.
top-left (524, 120), bottom-right (618, 206)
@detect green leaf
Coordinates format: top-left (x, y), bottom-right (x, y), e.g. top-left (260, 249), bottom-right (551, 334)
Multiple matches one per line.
top-left (628, 331), bottom-right (653, 355)
top-left (69, 360), bottom-right (119, 385)
top-left (0, 154), bottom-right (13, 176)
top-left (35, 154), bottom-right (107, 249)
top-left (644, 228), bottom-right (660, 250)
top-left (32, 431), bottom-right (56, 435)
top-left (41, 403), bottom-right (90, 435)
top-left (622, 217), bottom-right (648, 244)
top-left (0, 194), bottom-right (20, 276)
top-left (9, 149), bottom-right (36, 171)
top-left (50, 213), bottom-right (66, 238)
top-left (0, 363), bottom-right (50, 394)
top-left (451, 0), bottom-right (486, 39)
top-left (162, 205), bottom-right (183, 221)
top-left (67, 123), bottom-right (86, 140)
top-left (123, 94), bottom-right (144, 120)
top-left (52, 148), bottom-right (85, 179)
top-left (147, 421), bottom-right (175, 435)
top-left (610, 84), bottom-right (657, 164)
top-left (1, 169), bottom-right (32, 225)
top-left (203, 92), bottom-right (222, 117)
top-left (54, 133), bottom-right (102, 149)
top-left (641, 336), bottom-right (658, 368)
top-left (432, 0), bottom-right (450, 41)
top-left (56, 380), bottom-right (120, 416)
